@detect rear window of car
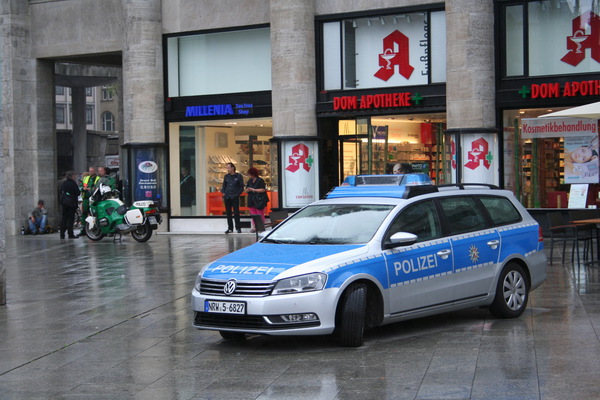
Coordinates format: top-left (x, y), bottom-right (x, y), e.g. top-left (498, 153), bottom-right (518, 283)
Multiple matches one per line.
top-left (479, 196), bottom-right (522, 226)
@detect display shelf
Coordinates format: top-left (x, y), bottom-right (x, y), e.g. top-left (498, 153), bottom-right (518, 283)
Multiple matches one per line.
top-left (206, 191), bottom-right (274, 216)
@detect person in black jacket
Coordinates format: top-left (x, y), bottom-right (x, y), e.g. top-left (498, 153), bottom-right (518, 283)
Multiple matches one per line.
top-left (59, 171), bottom-right (81, 239)
top-left (221, 162), bottom-right (244, 233)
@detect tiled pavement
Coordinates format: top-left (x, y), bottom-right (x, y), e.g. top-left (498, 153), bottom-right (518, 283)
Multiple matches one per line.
top-left (0, 233), bottom-right (599, 399)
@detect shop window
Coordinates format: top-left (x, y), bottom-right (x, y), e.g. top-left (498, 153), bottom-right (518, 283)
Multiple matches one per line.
top-left (502, 1), bottom-right (600, 77)
top-left (337, 116), bottom-right (451, 185)
top-left (169, 121), bottom-right (274, 217)
top-left (503, 109), bottom-right (600, 208)
top-left (166, 27), bottom-right (271, 97)
top-left (320, 10), bottom-right (446, 91)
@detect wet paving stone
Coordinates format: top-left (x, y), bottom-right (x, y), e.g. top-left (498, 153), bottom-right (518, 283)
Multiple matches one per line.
top-left (0, 234), bottom-right (599, 399)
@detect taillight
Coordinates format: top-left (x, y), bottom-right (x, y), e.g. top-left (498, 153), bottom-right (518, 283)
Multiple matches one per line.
top-left (145, 208), bottom-right (158, 215)
top-left (538, 226), bottom-right (544, 242)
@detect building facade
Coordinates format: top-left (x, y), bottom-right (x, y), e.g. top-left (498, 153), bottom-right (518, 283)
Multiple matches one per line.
top-left (2, 0), bottom-right (600, 236)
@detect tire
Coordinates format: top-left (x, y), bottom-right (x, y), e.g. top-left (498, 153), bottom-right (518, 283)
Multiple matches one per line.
top-left (131, 221), bottom-right (153, 243)
top-left (85, 221), bottom-right (105, 241)
top-left (490, 262), bottom-right (529, 318)
top-left (219, 331), bottom-right (246, 341)
top-left (337, 283), bottom-right (367, 347)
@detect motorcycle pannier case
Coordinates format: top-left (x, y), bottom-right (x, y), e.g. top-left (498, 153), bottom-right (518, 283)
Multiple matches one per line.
top-left (124, 209), bottom-right (144, 225)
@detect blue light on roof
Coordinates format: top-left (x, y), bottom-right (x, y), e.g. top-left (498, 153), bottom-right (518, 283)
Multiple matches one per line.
top-left (327, 174), bottom-right (434, 199)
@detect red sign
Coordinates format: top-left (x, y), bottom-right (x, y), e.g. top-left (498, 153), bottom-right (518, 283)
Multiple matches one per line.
top-left (333, 92), bottom-right (412, 111)
top-left (519, 80), bottom-right (600, 99)
top-left (374, 30), bottom-right (415, 81)
top-left (286, 143), bottom-right (313, 173)
top-left (562, 11), bottom-right (600, 67)
top-left (464, 138), bottom-right (492, 170)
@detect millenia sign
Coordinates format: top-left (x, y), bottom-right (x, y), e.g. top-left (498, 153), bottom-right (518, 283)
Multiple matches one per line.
top-left (185, 103), bottom-right (253, 117)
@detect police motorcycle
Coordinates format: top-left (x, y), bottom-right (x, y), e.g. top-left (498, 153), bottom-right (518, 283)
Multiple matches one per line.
top-left (84, 183), bottom-right (162, 242)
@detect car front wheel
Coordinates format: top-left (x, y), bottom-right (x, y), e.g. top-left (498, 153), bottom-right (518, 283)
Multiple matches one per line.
top-left (490, 262), bottom-right (529, 318)
top-left (337, 282), bottom-right (367, 347)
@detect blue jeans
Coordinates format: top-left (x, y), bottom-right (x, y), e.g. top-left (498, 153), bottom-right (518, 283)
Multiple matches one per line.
top-left (29, 215), bottom-right (47, 233)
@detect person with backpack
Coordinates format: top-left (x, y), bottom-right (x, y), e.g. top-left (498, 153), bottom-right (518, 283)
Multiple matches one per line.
top-left (59, 171), bottom-right (81, 239)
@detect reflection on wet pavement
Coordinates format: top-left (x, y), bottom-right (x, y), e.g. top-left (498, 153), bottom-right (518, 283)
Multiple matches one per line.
top-left (0, 235), bottom-right (598, 399)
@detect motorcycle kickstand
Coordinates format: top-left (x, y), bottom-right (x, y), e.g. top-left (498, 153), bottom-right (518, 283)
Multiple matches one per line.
top-left (113, 232), bottom-right (123, 242)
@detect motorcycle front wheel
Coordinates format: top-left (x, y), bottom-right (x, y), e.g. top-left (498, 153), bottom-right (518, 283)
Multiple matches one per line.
top-left (85, 222), bottom-right (105, 241)
top-left (131, 221), bottom-right (153, 243)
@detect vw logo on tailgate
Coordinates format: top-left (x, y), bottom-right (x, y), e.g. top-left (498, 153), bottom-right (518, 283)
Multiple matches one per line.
top-left (223, 279), bottom-right (237, 296)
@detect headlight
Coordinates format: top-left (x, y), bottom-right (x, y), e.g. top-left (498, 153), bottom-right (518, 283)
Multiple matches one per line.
top-left (272, 273), bottom-right (327, 295)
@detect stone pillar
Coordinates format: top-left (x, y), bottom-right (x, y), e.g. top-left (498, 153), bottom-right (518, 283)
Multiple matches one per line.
top-left (121, 0), bottom-right (164, 144)
top-left (270, 0), bottom-right (317, 138)
top-left (72, 87), bottom-right (87, 173)
top-left (445, 0), bottom-right (499, 184)
top-left (1, 2), bottom-right (56, 240)
top-left (445, 0), bottom-right (495, 129)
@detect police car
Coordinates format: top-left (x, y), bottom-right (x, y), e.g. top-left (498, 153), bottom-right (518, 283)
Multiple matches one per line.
top-left (191, 175), bottom-right (546, 347)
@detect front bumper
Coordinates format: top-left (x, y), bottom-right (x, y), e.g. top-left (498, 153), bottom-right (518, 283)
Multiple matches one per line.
top-left (190, 287), bottom-right (339, 336)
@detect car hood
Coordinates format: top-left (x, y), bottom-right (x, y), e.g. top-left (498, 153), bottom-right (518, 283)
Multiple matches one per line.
top-left (201, 243), bottom-right (368, 281)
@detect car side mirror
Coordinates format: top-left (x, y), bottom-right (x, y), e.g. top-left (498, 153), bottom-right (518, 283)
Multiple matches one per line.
top-left (384, 232), bottom-right (418, 249)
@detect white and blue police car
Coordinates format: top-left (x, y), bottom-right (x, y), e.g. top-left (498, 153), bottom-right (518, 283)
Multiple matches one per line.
top-left (191, 175), bottom-right (546, 347)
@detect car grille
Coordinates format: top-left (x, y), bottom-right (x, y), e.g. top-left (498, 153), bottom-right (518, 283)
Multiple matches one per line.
top-left (194, 312), bottom-right (319, 330)
top-left (200, 278), bottom-right (275, 297)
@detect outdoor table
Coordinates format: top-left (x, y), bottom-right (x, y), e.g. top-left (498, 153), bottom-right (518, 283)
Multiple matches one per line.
top-left (571, 218), bottom-right (600, 264)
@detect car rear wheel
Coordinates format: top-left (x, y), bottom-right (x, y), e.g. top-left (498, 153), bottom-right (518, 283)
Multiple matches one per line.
top-left (337, 283), bottom-right (367, 347)
top-left (490, 262), bottom-right (529, 318)
top-left (219, 331), bottom-right (246, 341)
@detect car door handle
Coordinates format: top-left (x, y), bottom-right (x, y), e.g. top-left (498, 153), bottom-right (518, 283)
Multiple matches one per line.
top-left (487, 240), bottom-right (500, 249)
top-left (437, 249), bottom-right (452, 259)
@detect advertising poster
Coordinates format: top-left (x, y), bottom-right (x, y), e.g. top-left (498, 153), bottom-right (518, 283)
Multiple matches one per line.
top-left (283, 141), bottom-right (318, 208)
top-left (564, 136), bottom-right (599, 183)
top-left (461, 134), bottom-right (499, 186)
top-left (134, 148), bottom-right (162, 203)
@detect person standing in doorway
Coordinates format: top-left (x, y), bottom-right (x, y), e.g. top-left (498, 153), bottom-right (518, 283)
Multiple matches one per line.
top-left (59, 171), bottom-right (81, 239)
top-left (221, 162), bottom-right (244, 233)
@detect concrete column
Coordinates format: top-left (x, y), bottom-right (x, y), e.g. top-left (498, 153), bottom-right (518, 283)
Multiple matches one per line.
top-left (445, 0), bottom-right (495, 129)
top-left (72, 87), bottom-right (87, 173)
top-left (121, 0), bottom-right (164, 144)
top-left (2, 2), bottom-right (56, 236)
top-left (270, 0), bottom-right (317, 137)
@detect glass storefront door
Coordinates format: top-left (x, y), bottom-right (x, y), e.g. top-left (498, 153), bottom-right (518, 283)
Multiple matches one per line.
top-left (337, 114), bottom-right (449, 183)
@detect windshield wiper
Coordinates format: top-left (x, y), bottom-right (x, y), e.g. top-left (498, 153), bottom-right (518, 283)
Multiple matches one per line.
top-left (262, 238), bottom-right (294, 244)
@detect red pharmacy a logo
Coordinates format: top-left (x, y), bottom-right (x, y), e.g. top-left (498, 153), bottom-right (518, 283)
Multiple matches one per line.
top-left (374, 30), bottom-right (414, 81)
top-left (464, 138), bottom-right (492, 171)
top-left (561, 11), bottom-right (600, 66)
top-left (286, 143), bottom-right (314, 173)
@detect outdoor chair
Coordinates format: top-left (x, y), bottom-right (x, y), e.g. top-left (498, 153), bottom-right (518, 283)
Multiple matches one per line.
top-left (547, 212), bottom-right (592, 265)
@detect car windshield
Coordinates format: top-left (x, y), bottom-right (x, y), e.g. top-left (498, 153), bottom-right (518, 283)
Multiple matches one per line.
top-left (264, 204), bottom-right (395, 245)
